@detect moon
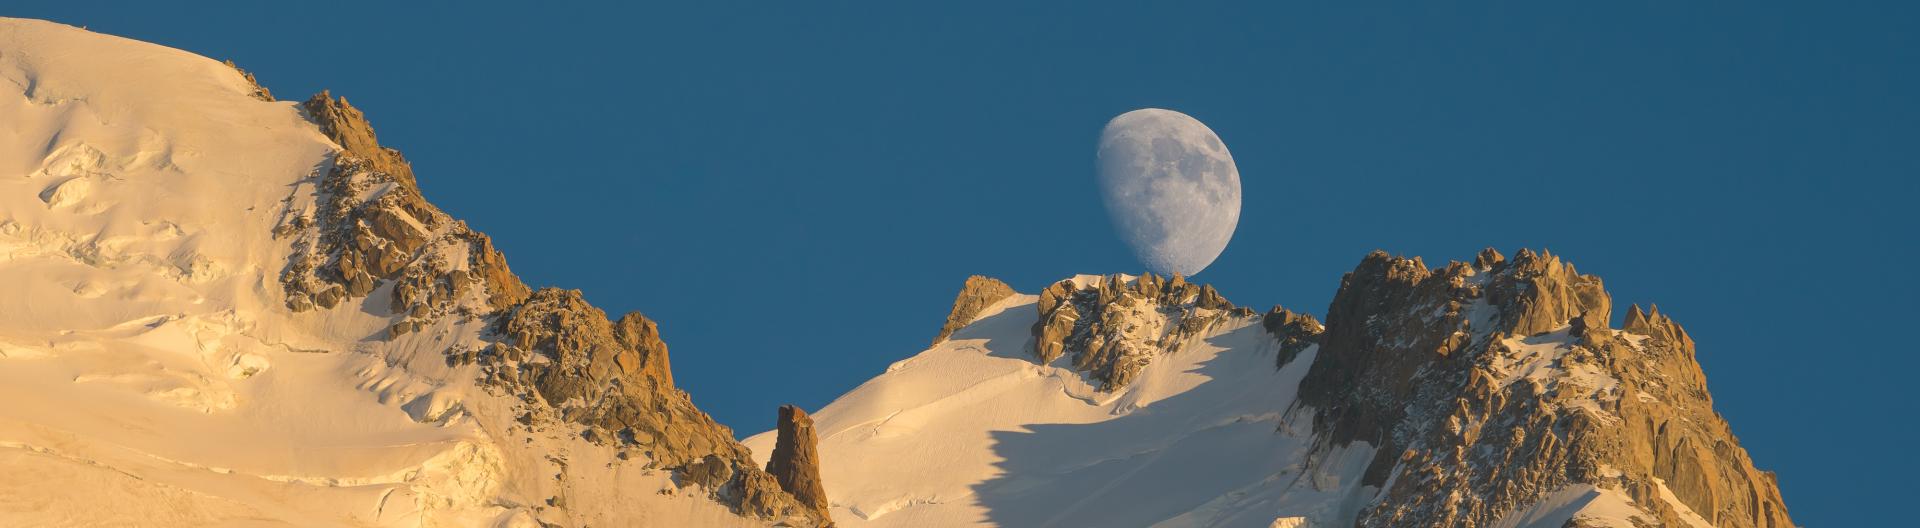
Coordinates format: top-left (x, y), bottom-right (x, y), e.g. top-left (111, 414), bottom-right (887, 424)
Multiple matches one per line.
top-left (1096, 108), bottom-right (1242, 277)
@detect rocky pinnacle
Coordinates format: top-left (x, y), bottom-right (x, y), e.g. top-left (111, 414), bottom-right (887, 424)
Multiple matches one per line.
top-left (301, 90), bottom-right (416, 186)
top-left (768, 405), bottom-right (833, 525)
top-left (932, 275), bottom-right (1017, 344)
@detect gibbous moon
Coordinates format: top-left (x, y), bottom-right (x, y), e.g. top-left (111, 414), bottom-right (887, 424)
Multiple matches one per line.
top-left (1096, 108), bottom-right (1242, 277)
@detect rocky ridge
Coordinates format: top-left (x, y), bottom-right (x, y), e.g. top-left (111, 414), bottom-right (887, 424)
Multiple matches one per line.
top-left (1298, 248), bottom-right (1791, 528)
top-left (1261, 305), bottom-right (1324, 369)
top-left (278, 89), bottom-right (830, 526)
top-left (275, 91), bottom-right (530, 334)
top-left (302, 90), bottom-right (418, 187)
top-left (1026, 273), bottom-right (1258, 390)
top-left (221, 59), bottom-right (273, 101)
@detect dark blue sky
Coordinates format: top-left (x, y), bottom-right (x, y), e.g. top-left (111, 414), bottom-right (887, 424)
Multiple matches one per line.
top-left (17, 2), bottom-right (1914, 524)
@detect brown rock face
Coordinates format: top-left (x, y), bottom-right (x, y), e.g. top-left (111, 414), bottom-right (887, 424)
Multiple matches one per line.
top-left (932, 275), bottom-right (1017, 344)
top-left (613, 312), bottom-right (674, 387)
top-left (275, 152), bottom-right (531, 332)
top-left (1623, 303), bottom-right (1696, 353)
top-left (278, 89), bottom-right (826, 526)
top-left (452, 290), bottom-right (827, 526)
top-left (478, 289), bottom-right (735, 467)
top-left (301, 91), bottom-right (416, 186)
top-left (766, 405), bottom-right (832, 524)
top-left (278, 90), bottom-right (529, 333)
top-left (1484, 248), bottom-right (1611, 336)
top-left (1032, 280), bottom-right (1081, 364)
top-left (1298, 248), bottom-right (1792, 528)
top-left (1028, 273), bottom-right (1255, 391)
top-left (467, 232), bottom-right (532, 311)
top-left (1260, 306), bottom-right (1323, 368)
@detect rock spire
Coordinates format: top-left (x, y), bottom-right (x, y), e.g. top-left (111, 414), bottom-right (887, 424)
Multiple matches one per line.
top-left (767, 405), bottom-right (833, 525)
top-left (932, 275), bottom-right (1017, 344)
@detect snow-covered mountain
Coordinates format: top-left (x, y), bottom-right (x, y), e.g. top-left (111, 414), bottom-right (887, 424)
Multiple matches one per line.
top-left (743, 254), bottom-right (1792, 528)
top-left (1, 18), bottom-right (1792, 528)
top-left (0, 19), bottom-right (826, 527)
top-left (742, 276), bottom-right (1353, 527)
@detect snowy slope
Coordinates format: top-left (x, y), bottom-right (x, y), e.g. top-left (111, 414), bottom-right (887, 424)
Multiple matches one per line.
top-left (743, 295), bottom-right (1382, 528)
top-left (0, 19), bottom-right (759, 527)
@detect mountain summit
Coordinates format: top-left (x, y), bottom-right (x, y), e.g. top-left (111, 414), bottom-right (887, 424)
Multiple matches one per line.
top-left (742, 254), bottom-right (1791, 527)
top-left (0, 18), bottom-right (1788, 528)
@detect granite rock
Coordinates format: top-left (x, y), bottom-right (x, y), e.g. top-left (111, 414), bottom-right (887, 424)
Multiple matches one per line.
top-left (1297, 248), bottom-right (1791, 528)
top-left (932, 275), bottom-right (1017, 344)
top-left (1030, 274), bottom-right (1255, 391)
top-left (766, 405), bottom-right (832, 524)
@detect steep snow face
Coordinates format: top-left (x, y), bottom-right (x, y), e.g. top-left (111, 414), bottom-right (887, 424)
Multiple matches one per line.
top-left (744, 294), bottom-right (1382, 528)
top-left (0, 19), bottom-right (757, 527)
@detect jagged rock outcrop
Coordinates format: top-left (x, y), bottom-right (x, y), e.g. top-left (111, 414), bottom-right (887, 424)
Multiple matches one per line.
top-left (475, 289), bottom-right (720, 463)
top-left (1029, 273), bottom-right (1258, 390)
top-left (1484, 248), bottom-right (1611, 337)
top-left (1032, 280), bottom-right (1080, 364)
top-left (276, 92), bottom-right (529, 333)
top-left (282, 90), bottom-right (828, 526)
top-left (932, 275), bottom-right (1016, 344)
top-left (274, 150), bottom-right (532, 328)
top-left (1261, 306), bottom-right (1323, 368)
top-left (301, 91), bottom-right (416, 186)
top-left (221, 59), bottom-right (272, 101)
top-left (1298, 248), bottom-right (1792, 528)
top-left (1623, 303), bottom-right (1696, 352)
top-left (613, 311), bottom-right (676, 387)
top-left (767, 405), bottom-right (832, 525)
top-left (448, 288), bottom-right (824, 525)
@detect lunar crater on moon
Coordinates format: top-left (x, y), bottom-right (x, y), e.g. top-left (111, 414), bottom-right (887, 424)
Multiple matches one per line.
top-left (1097, 108), bottom-right (1243, 277)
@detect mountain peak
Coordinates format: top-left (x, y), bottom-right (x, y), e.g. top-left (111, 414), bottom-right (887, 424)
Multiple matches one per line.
top-left (932, 275), bottom-right (1017, 345)
top-left (736, 247), bottom-right (1794, 526)
top-left (1623, 303), bottom-right (1697, 353)
top-left (302, 89), bottom-right (416, 186)
top-left (1261, 305), bottom-right (1324, 368)
top-left (1029, 272), bottom-right (1255, 390)
top-left (1302, 247), bottom-right (1788, 527)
